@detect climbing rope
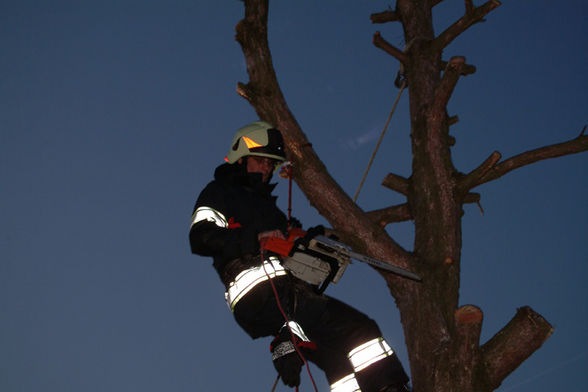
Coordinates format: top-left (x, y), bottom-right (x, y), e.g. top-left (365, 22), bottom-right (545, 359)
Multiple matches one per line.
top-left (353, 75), bottom-right (407, 202)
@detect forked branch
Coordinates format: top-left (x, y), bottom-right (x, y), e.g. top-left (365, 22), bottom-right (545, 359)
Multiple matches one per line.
top-left (459, 151), bottom-right (502, 193)
top-left (460, 130), bottom-right (588, 191)
top-left (433, 0), bottom-right (502, 52)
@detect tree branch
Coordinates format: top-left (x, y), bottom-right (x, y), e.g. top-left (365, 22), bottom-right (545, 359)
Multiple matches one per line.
top-left (461, 130), bottom-right (588, 191)
top-left (371, 10), bottom-right (399, 24)
top-left (433, 0), bottom-right (502, 52)
top-left (235, 0), bottom-right (279, 106)
top-left (236, 0), bottom-right (415, 279)
top-left (373, 31), bottom-right (409, 65)
top-left (367, 192), bottom-right (480, 227)
top-left (464, 192), bottom-right (480, 204)
top-left (465, 0), bottom-right (474, 15)
top-left (459, 151), bottom-right (502, 193)
top-left (368, 204), bottom-right (412, 226)
top-left (481, 306), bottom-right (553, 389)
top-left (382, 173), bottom-right (410, 195)
top-left (429, 56), bottom-right (465, 130)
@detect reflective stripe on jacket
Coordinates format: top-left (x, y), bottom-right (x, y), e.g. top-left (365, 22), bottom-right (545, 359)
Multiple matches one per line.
top-left (189, 163), bottom-right (288, 283)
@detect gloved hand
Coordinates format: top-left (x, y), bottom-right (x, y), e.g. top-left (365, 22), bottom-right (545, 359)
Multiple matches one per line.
top-left (270, 323), bottom-right (316, 387)
top-left (272, 342), bottom-right (303, 387)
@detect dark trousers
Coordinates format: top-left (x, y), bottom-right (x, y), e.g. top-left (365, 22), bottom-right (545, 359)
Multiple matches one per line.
top-left (233, 276), bottom-right (408, 391)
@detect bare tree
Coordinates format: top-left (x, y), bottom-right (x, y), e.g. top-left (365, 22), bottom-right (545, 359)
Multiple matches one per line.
top-left (233, 1), bottom-right (588, 391)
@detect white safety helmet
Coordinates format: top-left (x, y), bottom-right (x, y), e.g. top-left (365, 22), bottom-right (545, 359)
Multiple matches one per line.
top-left (225, 121), bottom-right (286, 164)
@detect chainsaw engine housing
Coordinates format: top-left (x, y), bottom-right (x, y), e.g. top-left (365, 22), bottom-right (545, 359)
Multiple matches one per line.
top-left (282, 236), bottom-right (351, 287)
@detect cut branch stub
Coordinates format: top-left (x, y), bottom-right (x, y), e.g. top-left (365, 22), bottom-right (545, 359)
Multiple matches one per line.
top-left (373, 31), bottom-right (409, 65)
top-left (371, 10), bottom-right (399, 24)
top-left (367, 204), bottom-right (413, 227)
top-left (482, 306), bottom-right (553, 389)
top-left (464, 192), bottom-right (480, 204)
top-left (455, 305), bottom-right (484, 384)
top-left (455, 305), bottom-right (483, 341)
top-left (382, 173), bottom-right (410, 195)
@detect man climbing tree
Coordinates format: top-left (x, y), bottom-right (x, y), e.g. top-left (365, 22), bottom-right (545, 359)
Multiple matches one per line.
top-left (230, 1), bottom-right (588, 391)
top-left (189, 121), bottom-right (411, 391)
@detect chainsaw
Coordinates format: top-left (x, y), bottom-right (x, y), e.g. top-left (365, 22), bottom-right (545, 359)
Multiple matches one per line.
top-left (263, 228), bottom-right (422, 293)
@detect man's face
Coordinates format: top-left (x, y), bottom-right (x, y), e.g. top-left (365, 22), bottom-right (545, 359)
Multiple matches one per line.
top-left (245, 156), bottom-right (280, 182)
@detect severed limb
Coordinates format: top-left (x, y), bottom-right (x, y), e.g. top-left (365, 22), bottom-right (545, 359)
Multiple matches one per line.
top-left (371, 10), bottom-right (399, 24)
top-left (481, 306), bottom-right (554, 389)
top-left (368, 204), bottom-right (412, 226)
top-left (382, 173), bottom-right (410, 195)
top-left (455, 305), bottom-right (484, 387)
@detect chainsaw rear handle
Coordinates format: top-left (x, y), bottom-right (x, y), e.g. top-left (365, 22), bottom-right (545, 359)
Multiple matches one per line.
top-left (262, 226), bottom-right (324, 256)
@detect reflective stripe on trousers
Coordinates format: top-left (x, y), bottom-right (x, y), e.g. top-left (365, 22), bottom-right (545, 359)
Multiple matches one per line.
top-left (348, 337), bottom-right (393, 372)
top-left (224, 256), bottom-right (286, 311)
top-left (330, 373), bottom-right (361, 392)
top-left (330, 337), bottom-right (394, 391)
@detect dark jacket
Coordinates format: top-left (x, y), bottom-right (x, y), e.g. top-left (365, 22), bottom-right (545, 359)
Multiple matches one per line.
top-left (189, 163), bottom-right (288, 284)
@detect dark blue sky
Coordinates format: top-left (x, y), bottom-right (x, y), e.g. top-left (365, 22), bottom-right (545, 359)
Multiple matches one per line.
top-left (1, 1), bottom-right (586, 391)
